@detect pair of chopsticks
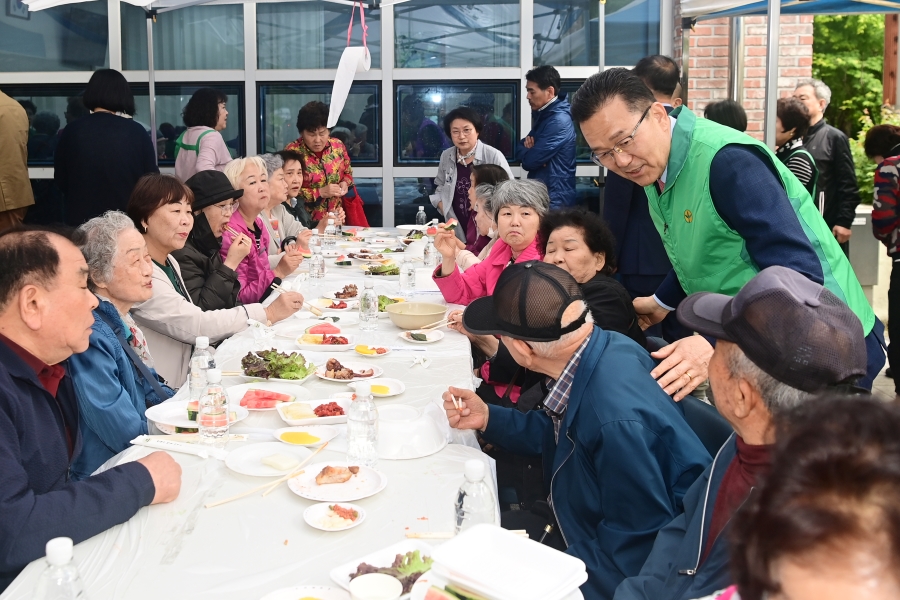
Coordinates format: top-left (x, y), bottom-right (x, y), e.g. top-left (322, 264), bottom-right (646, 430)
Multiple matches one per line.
top-left (205, 442), bottom-right (329, 509)
top-left (420, 318), bottom-right (449, 330)
top-left (406, 530), bottom-right (528, 539)
top-left (223, 224), bottom-right (241, 238)
top-left (270, 282), bottom-right (324, 316)
top-left (450, 394), bottom-right (462, 411)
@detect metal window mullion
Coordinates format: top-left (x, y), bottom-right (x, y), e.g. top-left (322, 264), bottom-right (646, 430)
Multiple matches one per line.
top-left (109, 0), bottom-right (122, 71)
top-left (520, 0), bottom-right (533, 149)
top-left (382, 2), bottom-right (395, 226)
top-left (244, 1), bottom-right (258, 155)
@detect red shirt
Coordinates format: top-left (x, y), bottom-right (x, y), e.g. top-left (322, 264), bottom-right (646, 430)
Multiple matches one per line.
top-left (700, 437), bottom-right (773, 565)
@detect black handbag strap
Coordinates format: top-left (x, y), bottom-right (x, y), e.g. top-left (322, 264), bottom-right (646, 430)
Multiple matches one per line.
top-left (94, 309), bottom-right (169, 406)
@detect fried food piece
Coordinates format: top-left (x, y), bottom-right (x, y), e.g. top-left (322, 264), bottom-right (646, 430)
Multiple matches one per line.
top-left (315, 465), bottom-right (360, 485)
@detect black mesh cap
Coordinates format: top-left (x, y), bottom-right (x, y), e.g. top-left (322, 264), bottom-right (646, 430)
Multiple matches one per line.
top-left (462, 261), bottom-right (589, 342)
top-left (677, 266), bottom-right (868, 392)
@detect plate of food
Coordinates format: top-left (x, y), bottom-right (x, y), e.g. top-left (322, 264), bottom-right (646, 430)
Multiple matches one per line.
top-left (378, 295), bottom-right (404, 318)
top-left (226, 382), bottom-right (310, 411)
top-left (304, 502), bottom-right (366, 532)
top-left (321, 248), bottom-right (342, 258)
top-left (224, 441), bottom-right (312, 477)
top-left (316, 358), bottom-right (383, 382)
top-left (354, 345), bottom-right (391, 357)
top-left (297, 333), bottom-right (356, 352)
top-left (288, 461), bottom-right (387, 502)
top-left (347, 378), bottom-right (406, 398)
top-left (313, 298), bottom-right (359, 312)
top-left (238, 350), bottom-right (317, 384)
top-left (260, 586), bottom-right (350, 600)
top-left (274, 425), bottom-right (340, 447)
top-left (396, 224), bottom-right (432, 232)
top-left (330, 541), bottom-right (434, 596)
top-left (363, 263), bottom-right (401, 278)
top-left (277, 397), bottom-right (350, 426)
top-left (145, 400), bottom-right (249, 431)
top-left (348, 252), bottom-right (391, 263)
top-left (333, 256), bottom-right (355, 268)
top-left (325, 284), bottom-right (359, 300)
top-left (399, 330), bottom-right (445, 344)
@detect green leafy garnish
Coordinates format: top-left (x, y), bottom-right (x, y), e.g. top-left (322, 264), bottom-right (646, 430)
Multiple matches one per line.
top-left (368, 263), bottom-right (400, 275)
top-left (410, 332), bottom-right (428, 342)
top-left (377, 295), bottom-right (399, 312)
top-left (241, 350), bottom-right (314, 380)
top-left (394, 550), bottom-right (433, 578)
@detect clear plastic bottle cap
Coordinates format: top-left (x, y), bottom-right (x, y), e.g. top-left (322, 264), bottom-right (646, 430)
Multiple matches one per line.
top-left (313, 246), bottom-right (321, 254)
top-left (328, 219), bottom-right (335, 224)
top-left (45, 537), bottom-right (73, 566)
top-left (364, 279), bottom-right (374, 288)
top-left (195, 336), bottom-right (210, 349)
top-left (418, 206), bottom-right (424, 210)
top-left (464, 459), bottom-right (485, 482)
top-left (206, 368), bottom-right (222, 383)
top-left (355, 382), bottom-right (371, 397)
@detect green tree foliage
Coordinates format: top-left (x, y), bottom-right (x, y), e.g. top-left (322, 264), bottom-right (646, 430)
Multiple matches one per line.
top-left (812, 15), bottom-right (884, 138)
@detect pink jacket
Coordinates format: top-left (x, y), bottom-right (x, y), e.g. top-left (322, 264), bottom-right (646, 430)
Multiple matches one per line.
top-left (433, 236), bottom-right (543, 306)
top-left (220, 211), bottom-right (275, 304)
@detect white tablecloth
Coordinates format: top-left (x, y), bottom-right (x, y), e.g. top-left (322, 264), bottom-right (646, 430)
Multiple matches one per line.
top-left (2, 233), bottom-right (495, 600)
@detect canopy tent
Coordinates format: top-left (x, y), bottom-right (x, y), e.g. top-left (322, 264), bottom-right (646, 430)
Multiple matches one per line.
top-left (679, 0), bottom-right (900, 148)
top-left (22, 0), bottom-right (406, 163)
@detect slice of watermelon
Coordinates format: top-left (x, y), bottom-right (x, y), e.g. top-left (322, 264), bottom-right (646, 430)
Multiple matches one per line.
top-left (444, 218), bottom-right (459, 231)
top-left (306, 323), bottom-right (341, 335)
top-left (242, 398), bottom-right (279, 409)
top-left (424, 588), bottom-right (457, 600)
top-left (243, 389), bottom-right (295, 402)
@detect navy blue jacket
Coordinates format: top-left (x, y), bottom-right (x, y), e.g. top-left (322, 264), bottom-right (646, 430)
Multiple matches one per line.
top-left (517, 92), bottom-right (577, 208)
top-left (614, 435), bottom-right (739, 600)
top-left (482, 329), bottom-right (711, 598)
top-left (0, 338), bottom-right (156, 591)
top-left (604, 171), bottom-right (673, 277)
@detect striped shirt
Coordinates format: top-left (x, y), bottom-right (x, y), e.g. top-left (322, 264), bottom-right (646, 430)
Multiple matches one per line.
top-left (543, 332), bottom-right (592, 441)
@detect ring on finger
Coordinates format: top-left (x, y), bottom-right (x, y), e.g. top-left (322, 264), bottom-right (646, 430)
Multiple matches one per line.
top-left (684, 371), bottom-right (693, 380)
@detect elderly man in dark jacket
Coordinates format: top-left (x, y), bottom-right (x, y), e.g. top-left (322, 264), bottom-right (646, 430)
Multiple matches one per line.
top-left (613, 266), bottom-right (869, 600)
top-left (172, 170), bottom-right (250, 311)
top-left (517, 66), bottom-right (577, 208)
top-left (794, 79), bottom-right (860, 255)
top-left (0, 228), bottom-right (181, 592)
top-left (443, 261), bottom-right (710, 599)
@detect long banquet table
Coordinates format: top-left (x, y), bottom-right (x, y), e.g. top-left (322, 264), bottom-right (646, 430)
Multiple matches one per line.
top-left (1, 233), bottom-right (497, 600)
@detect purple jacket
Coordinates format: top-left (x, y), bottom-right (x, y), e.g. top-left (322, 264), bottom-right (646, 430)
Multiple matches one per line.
top-left (220, 211), bottom-right (275, 304)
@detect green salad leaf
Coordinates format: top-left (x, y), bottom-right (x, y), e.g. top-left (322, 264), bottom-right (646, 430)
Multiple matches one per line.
top-left (241, 350), bottom-right (314, 380)
top-left (377, 295), bottom-right (399, 312)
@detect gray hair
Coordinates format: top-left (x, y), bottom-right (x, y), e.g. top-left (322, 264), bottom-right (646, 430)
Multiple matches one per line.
top-left (77, 210), bottom-right (138, 293)
top-left (528, 304), bottom-right (593, 358)
top-left (355, 123), bottom-right (368, 136)
top-left (491, 179), bottom-right (550, 222)
top-left (259, 153), bottom-right (284, 179)
top-left (795, 78), bottom-right (832, 107)
top-left (726, 344), bottom-right (813, 417)
top-left (474, 183), bottom-right (497, 215)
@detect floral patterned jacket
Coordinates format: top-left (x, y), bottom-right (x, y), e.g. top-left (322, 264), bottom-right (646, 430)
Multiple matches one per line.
top-left (284, 137), bottom-right (354, 221)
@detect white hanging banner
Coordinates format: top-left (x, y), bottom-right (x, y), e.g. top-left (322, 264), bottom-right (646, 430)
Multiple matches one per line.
top-left (327, 1), bottom-right (370, 128)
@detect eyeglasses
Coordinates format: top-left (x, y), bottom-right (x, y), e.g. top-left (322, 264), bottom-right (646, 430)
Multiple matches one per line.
top-left (590, 105), bottom-right (652, 167)
top-left (451, 127), bottom-right (475, 136)
top-left (216, 200), bottom-right (237, 214)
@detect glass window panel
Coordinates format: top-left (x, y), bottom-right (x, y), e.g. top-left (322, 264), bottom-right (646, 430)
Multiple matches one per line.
top-left (257, 2), bottom-right (380, 69)
top-left (121, 3), bottom-right (244, 70)
top-left (393, 178), bottom-right (444, 225)
top-left (534, 0), bottom-right (659, 67)
top-left (132, 83), bottom-right (245, 164)
top-left (6, 85), bottom-right (89, 165)
top-left (0, 1), bottom-right (108, 72)
top-left (394, 0), bottom-right (518, 68)
top-left (560, 81), bottom-right (593, 164)
top-left (258, 82), bottom-right (380, 165)
top-left (396, 82), bottom-right (517, 165)
top-left (355, 178), bottom-right (383, 227)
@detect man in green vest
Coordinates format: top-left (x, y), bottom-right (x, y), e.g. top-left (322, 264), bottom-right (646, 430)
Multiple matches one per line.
top-left (570, 68), bottom-right (884, 394)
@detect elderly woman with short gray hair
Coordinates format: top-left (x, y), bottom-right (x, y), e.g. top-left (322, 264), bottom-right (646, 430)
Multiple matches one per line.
top-left (68, 210), bottom-right (174, 480)
top-left (455, 182), bottom-right (499, 272)
top-left (258, 153), bottom-right (313, 268)
top-left (434, 178), bottom-right (548, 305)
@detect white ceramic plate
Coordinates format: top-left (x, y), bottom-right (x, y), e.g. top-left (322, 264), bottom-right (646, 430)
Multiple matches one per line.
top-left (315, 363), bottom-right (384, 382)
top-left (313, 298), bottom-right (360, 312)
top-left (260, 585), bottom-right (350, 600)
top-left (224, 441), bottom-right (312, 477)
top-left (146, 400), bottom-right (249, 430)
top-left (398, 330), bottom-right (445, 344)
top-left (276, 397), bottom-right (350, 426)
top-left (331, 540), bottom-right (434, 593)
top-left (304, 502), bottom-right (366, 532)
top-left (287, 461), bottom-right (387, 502)
top-left (349, 254), bottom-right (393, 264)
top-left (296, 334), bottom-right (355, 353)
top-left (321, 249), bottom-right (341, 258)
top-left (354, 345), bottom-right (392, 357)
top-left (221, 352), bottom-right (318, 385)
top-left (347, 377), bottom-right (405, 398)
top-left (273, 322), bottom-right (313, 340)
top-left (273, 425), bottom-right (340, 447)
top-left (226, 382), bottom-right (310, 412)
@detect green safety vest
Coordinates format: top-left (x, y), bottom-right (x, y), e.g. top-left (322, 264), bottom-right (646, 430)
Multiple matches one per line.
top-left (173, 129), bottom-right (214, 160)
top-left (644, 107), bottom-right (875, 335)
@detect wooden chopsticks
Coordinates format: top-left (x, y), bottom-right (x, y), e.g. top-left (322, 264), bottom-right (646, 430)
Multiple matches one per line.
top-left (223, 224), bottom-right (241, 238)
top-left (269, 282), bottom-right (323, 316)
top-left (261, 442), bottom-right (329, 497)
top-left (420, 319), bottom-right (449, 330)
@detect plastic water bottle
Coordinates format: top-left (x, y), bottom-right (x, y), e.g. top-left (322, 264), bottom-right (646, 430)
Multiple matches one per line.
top-left (423, 238), bottom-right (437, 268)
top-left (189, 336), bottom-right (213, 401)
top-left (399, 256), bottom-right (416, 298)
top-left (415, 205), bottom-right (427, 226)
top-left (309, 245), bottom-right (325, 280)
top-left (331, 212), bottom-right (342, 238)
top-left (454, 459), bottom-right (498, 534)
top-left (358, 277), bottom-right (378, 332)
top-left (323, 219), bottom-right (337, 247)
top-left (32, 537), bottom-right (86, 600)
top-left (309, 229), bottom-right (320, 251)
top-left (198, 368), bottom-right (229, 446)
top-left (346, 381), bottom-right (378, 467)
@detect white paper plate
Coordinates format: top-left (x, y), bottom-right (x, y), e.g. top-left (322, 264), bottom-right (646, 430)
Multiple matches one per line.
top-left (316, 363), bottom-right (383, 382)
top-left (321, 249), bottom-right (342, 258)
top-left (312, 298), bottom-right (359, 312)
top-left (377, 405), bottom-right (447, 460)
top-left (323, 287), bottom-right (360, 301)
top-left (350, 254), bottom-right (393, 264)
top-left (398, 330), bottom-right (445, 344)
top-left (273, 425), bottom-right (340, 447)
top-left (354, 345), bottom-right (392, 357)
top-left (296, 334), bottom-right (356, 353)
top-left (276, 398), bottom-right (350, 426)
top-left (224, 442), bottom-right (312, 477)
top-left (226, 382), bottom-right (310, 412)
top-left (146, 400), bottom-right (249, 430)
top-left (221, 352), bottom-right (318, 385)
top-left (347, 377), bottom-right (405, 398)
top-left (331, 539), bottom-right (434, 593)
top-left (260, 585), bottom-right (350, 600)
top-left (396, 224), bottom-right (431, 232)
top-left (304, 502), bottom-right (366, 532)
top-left (409, 570), bottom-right (583, 600)
top-left (288, 461), bottom-right (387, 502)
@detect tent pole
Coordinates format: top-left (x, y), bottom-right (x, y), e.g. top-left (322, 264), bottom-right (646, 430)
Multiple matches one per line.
top-left (682, 18), bottom-right (692, 105)
top-left (598, 0), bottom-right (606, 72)
top-left (146, 9), bottom-right (158, 165)
top-left (763, 0), bottom-right (780, 149)
top-left (728, 17), bottom-right (744, 101)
